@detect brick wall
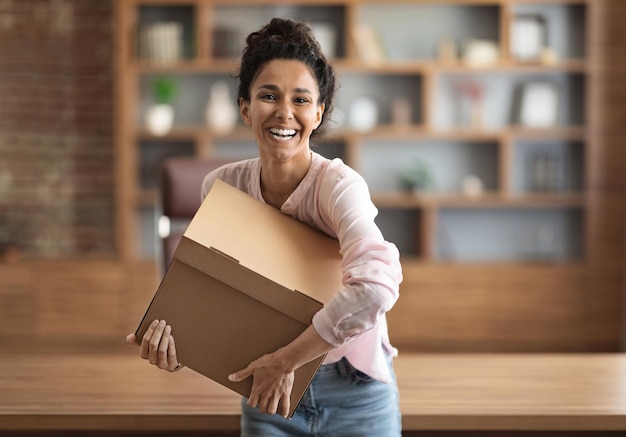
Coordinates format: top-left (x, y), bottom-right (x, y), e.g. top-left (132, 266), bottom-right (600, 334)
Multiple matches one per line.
top-left (0, 0), bottom-right (115, 257)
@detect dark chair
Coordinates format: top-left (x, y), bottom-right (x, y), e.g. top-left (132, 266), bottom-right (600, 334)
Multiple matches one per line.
top-left (158, 157), bottom-right (232, 275)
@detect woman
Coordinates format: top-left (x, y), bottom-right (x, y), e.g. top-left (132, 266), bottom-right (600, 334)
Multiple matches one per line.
top-left (127, 18), bottom-right (403, 436)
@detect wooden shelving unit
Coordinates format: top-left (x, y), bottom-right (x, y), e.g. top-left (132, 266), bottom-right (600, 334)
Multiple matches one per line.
top-left (114, 0), bottom-right (611, 352)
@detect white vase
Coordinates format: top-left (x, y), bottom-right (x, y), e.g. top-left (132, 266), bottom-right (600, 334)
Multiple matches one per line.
top-left (348, 97), bottom-right (378, 132)
top-left (146, 103), bottom-right (174, 136)
top-left (206, 81), bottom-right (238, 135)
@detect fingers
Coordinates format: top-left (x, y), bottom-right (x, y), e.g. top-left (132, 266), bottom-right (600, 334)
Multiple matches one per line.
top-left (148, 320), bottom-right (166, 364)
top-left (138, 320), bottom-right (181, 372)
top-left (156, 324), bottom-right (171, 369)
top-left (247, 391), bottom-right (260, 410)
top-left (247, 389), bottom-right (288, 417)
top-left (236, 360), bottom-right (292, 417)
top-left (266, 394), bottom-right (280, 416)
top-left (279, 391), bottom-right (290, 418)
top-left (167, 335), bottom-right (183, 372)
top-left (126, 333), bottom-right (137, 345)
top-left (139, 319), bottom-right (159, 359)
top-left (228, 366), bottom-right (252, 383)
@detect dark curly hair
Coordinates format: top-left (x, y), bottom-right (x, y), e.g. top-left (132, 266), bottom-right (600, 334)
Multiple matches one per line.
top-left (236, 18), bottom-right (336, 137)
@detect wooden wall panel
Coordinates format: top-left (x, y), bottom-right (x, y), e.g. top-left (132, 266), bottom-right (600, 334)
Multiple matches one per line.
top-left (0, 264), bottom-right (36, 339)
top-left (35, 262), bottom-right (125, 339)
top-left (125, 261), bottom-right (161, 336)
top-left (584, 0), bottom-right (626, 351)
top-left (388, 264), bottom-right (587, 352)
top-left (388, 265), bottom-right (494, 351)
top-left (0, 261), bottom-right (158, 350)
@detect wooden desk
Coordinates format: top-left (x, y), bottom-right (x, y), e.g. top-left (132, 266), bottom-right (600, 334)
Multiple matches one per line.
top-left (2, 351), bottom-right (626, 435)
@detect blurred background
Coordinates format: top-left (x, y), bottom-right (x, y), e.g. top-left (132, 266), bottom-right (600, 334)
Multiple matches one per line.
top-left (0, 0), bottom-right (624, 355)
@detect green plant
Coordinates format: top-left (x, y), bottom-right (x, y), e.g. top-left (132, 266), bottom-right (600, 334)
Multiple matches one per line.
top-left (153, 76), bottom-right (177, 104)
top-left (399, 160), bottom-right (435, 192)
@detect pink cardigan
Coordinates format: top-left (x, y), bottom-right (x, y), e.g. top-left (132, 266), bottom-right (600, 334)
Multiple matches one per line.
top-left (201, 152), bottom-right (402, 383)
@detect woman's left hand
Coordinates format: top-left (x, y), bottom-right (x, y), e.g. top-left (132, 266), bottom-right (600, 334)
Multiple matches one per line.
top-left (228, 325), bottom-right (334, 418)
top-left (228, 352), bottom-right (294, 418)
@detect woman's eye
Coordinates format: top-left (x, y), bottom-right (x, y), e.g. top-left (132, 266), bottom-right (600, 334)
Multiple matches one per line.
top-left (295, 97), bottom-right (309, 104)
top-left (261, 94), bottom-right (276, 101)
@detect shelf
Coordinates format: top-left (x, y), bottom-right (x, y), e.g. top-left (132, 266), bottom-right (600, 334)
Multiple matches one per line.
top-left (436, 207), bottom-right (584, 262)
top-left (435, 59), bottom-right (588, 74)
top-left (371, 192), bottom-right (585, 209)
top-left (134, 125), bottom-right (586, 143)
top-left (134, 58), bottom-right (588, 75)
top-left (118, 0), bottom-right (593, 264)
top-left (136, 125), bottom-right (253, 141)
top-left (134, 59), bottom-right (241, 74)
top-left (508, 125), bottom-right (586, 140)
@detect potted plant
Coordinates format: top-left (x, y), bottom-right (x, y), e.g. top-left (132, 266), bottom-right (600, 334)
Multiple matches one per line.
top-left (146, 76), bottom-right (177, 136)
top-left (399, 160), bottom-right (435, 193)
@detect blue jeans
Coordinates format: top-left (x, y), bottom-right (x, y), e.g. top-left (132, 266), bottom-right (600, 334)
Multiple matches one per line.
top-left (240, 356), bottom-right (401, 436)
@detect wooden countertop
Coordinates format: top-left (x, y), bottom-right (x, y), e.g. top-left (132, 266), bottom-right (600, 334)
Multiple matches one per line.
top-left (2, 351), bottom-right (626, 432)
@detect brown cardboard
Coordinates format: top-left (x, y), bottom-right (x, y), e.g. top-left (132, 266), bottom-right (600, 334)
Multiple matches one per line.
top-left (135, 179), bottom-right (343, 418)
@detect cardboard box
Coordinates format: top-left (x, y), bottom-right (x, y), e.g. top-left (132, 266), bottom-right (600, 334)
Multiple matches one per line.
top-left (135, 179), bottom-right (342, 417)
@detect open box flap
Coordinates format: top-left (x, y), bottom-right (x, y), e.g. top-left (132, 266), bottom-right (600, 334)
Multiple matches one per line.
top-left (174, 236), bottom-right (323, 324)
top-left (183, 179), bottom-right (343, 304)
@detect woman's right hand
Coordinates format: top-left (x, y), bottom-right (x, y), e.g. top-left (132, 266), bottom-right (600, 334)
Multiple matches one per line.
top-left (126, 319), bottom-right (183, 372)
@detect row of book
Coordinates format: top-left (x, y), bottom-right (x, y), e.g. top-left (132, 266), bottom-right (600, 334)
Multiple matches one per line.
top-left (138, 22), bottom-right (184, 63)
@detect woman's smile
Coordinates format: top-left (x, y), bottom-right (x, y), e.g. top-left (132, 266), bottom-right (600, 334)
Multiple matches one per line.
top-left (268, 127), bottom-right (297, 141)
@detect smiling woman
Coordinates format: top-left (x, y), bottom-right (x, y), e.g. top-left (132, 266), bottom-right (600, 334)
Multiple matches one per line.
top-left (240, 58), bottom-right (325, 197)
top-left (128, 17), bottom-right (403, 437)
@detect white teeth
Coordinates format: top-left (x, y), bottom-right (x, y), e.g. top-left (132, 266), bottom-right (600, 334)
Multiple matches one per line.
top-left (269, 128), bottom-right (296, 137)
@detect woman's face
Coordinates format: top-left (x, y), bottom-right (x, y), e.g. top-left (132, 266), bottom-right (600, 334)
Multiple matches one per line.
top-left (240, 59), bottom-right (324, 165)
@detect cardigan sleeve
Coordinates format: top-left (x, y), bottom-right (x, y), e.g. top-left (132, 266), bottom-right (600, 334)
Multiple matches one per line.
top-left (311, 170), bottom-right (402, 348)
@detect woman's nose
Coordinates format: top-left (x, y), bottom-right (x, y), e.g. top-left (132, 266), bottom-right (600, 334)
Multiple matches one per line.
top-left (276, 100), bottom-right (293, 120)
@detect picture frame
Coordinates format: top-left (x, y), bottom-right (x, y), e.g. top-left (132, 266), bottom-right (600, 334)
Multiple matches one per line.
top-left (351, 24), bottom-right (386, 65)
top-left (511, 14), bottom-right (547, 62)
top-left (518, 81), bottom-right (560, 128)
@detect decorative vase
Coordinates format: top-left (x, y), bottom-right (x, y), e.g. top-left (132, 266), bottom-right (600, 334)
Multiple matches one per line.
top-left (348, 97), bottom-right (378, 132)
top-left (206, 81), bottom-right (238, 135)
top-left (146, 103), bottom-right (174, 136)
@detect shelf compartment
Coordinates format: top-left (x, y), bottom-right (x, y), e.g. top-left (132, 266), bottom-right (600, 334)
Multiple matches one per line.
top-left (336, 73), bottom-right (424, 129)
top-left (137, 206), bottom-right (158, 260)
top-left (211, 4), bottom-right (346, 60)
top-left (211, 137), bottom-right (257, 161)
top-left (356, 3), bottom-right (500, 63)
top-left (313, 139), bottom-right (348, 163)
top-left (137, 73), bottom-right (241, 129)
top-left (512, 139), bottom-right (584, 194)
top-left (434, 72), bottom-right (586, 131)
top-left (510, 2), bottom-right (587, 62)
top-left (375, 207), bottom-right (424, 257)
top-left (136, 4), bottom-right (196, 63)
top-left (436, 207), bottom-right (584, 263)
top-left (138, 139), bottom-right (195, 190)
top-left (360, 139), bottom-right (499, 195)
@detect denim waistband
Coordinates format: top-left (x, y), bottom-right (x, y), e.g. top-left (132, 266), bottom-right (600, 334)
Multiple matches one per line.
top-left (316, 357), bottom-right (374, 383)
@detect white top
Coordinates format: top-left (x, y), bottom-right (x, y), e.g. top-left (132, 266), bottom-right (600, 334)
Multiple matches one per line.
top-left (201, 152), bottom-right (402, 383)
